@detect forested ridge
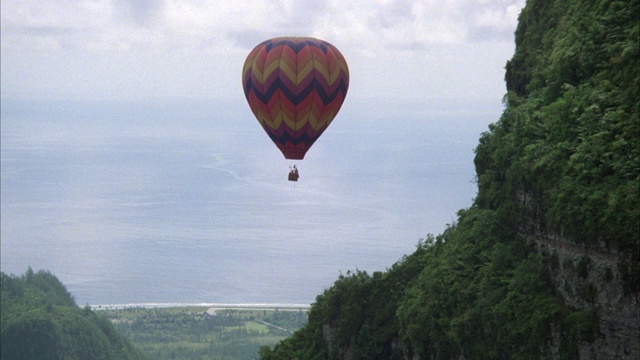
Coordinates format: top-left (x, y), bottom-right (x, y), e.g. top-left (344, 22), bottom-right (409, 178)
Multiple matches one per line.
top-left (0, 269), bottom-right (147, 360)
top-left (259, 0), bottom-right (639, 359)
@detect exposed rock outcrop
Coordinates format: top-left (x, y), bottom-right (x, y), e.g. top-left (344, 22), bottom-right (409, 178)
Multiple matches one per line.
top-left (532, 231), bottom-right (639, 359)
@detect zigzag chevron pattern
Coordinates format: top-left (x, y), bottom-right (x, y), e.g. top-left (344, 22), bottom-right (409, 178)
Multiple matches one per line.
top-left (242, 37), bottom-right (349, 160)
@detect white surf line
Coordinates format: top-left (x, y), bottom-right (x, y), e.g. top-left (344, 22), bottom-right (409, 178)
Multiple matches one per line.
top-left (93, 303), bottom-right (311, 311)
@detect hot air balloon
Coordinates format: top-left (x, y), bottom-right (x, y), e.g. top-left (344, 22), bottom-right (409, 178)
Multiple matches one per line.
top-left (242, 37), bottom-right (349, 180)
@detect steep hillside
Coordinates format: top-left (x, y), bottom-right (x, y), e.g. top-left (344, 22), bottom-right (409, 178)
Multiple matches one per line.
top-left (475, 0), bottom-right (639, 356)
top-left (1, 269), bottom-right (147, 360)
top-left (259, 0), bottom-right (639, 358)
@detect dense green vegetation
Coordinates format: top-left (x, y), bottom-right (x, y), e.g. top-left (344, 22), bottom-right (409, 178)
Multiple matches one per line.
top-left (101, 306), bottom-right (307, 360)
top-left (491, 0), bottom-right (639, 254)
top-left (1, 268), bottom-right (147, 360)
top-left (260, 0), bottom-right (639, 358)
top-left (479, 0), bottom-right (638, 297)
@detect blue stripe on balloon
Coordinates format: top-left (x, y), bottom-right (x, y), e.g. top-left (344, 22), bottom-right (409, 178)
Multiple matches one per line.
top-left (264, 38), bottom-right (329, 54)
top-left (267, 130), bottom-right (320, 147)
top-left (246, 78), bottom-right (348, 106)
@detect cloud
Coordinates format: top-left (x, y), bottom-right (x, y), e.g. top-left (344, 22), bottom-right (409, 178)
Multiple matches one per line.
top-left (469, 1), bottom-right (525, 40)
top-left (0, 0), bottom-right (525, 101)
top-left (2, 0), bottom-right (523, 53)
top-left (112, 0), bottom-right (166, 27)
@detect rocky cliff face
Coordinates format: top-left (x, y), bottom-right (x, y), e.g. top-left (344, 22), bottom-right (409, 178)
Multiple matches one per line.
top-left (531, 230), bottom-right (639, 359)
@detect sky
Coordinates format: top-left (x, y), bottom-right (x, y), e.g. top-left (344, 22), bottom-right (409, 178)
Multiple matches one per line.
top-left (1, 0), bottom-right (526, 103)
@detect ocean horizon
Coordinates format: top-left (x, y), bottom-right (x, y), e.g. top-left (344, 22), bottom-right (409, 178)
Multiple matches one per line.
top-left (1, 96), bottom-right (503, 306)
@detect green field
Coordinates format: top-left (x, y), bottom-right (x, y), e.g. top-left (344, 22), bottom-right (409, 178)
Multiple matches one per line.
top-left (99, 306), bottom-right (308, 360)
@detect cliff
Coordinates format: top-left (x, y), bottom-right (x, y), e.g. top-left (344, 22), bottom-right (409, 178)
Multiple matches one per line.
top-left (259, 0), bottom-right (639, 359)
top-left (498, 0), bottom-right (639, 356)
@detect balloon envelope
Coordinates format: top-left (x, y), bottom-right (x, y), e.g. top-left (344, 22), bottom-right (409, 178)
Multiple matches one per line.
top-left (242, 37), bottom-right (349, 160)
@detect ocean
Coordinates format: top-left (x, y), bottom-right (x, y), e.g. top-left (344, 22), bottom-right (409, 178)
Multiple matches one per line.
top-left (0, 97), bottom-right (502, 306)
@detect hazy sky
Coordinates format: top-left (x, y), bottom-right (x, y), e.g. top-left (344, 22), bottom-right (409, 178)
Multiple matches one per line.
top-left (1, 0), bottom-right (525, 102)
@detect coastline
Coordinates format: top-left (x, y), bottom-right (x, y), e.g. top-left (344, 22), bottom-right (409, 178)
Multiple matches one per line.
top-left (92, 302), bottom-right (312, 311)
